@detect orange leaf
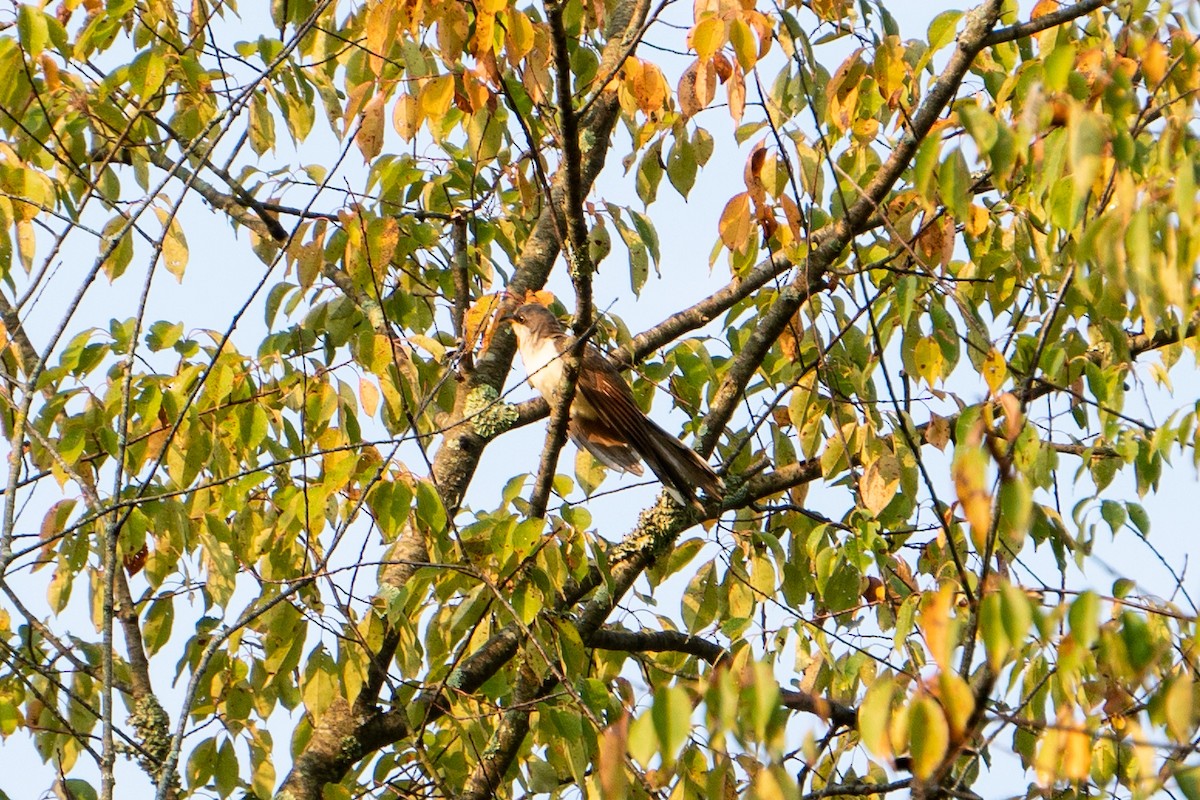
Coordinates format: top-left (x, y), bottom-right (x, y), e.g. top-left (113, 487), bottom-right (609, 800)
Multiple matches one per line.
top-left (1030, 0), bottom-right (1059, 19)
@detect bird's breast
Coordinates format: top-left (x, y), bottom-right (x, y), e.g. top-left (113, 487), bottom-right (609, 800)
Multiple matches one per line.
top-left (520, 338), bottom-right (598, 420)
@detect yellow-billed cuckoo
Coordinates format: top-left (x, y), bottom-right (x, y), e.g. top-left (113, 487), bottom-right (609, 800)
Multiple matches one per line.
top-left (502, 303), bottom-right (724, 507)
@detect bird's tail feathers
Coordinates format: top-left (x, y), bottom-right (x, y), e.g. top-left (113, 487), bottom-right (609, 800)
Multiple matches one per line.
top-left (629, 417), bottom-right (724, 507)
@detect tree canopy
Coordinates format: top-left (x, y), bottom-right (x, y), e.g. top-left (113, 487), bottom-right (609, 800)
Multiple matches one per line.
top-left (1, 0), bottom-right (1200, 798)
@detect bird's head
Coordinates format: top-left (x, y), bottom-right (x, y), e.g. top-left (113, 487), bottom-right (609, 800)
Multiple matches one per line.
top-left (500, 303), bottom-right (563, 342)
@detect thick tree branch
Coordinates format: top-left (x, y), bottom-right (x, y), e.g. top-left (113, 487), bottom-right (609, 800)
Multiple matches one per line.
top-left (589, 626), bottom-right (729, 665)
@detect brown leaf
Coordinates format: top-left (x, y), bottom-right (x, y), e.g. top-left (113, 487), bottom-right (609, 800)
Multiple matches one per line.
top-left (780, 194), bottom-right (805, 238)
top-left (123, 543), bottom-right (148, 576)
top-left (915, 212), bottom-right (945, 266)
top-left (744, 141), bottom-right (767, 202)
top-left (925, 413), bottom-right (950, 450)
top-left (678, 59), bottom-right (717, 119)
top-left (712, 52), bottom-right (733, 83)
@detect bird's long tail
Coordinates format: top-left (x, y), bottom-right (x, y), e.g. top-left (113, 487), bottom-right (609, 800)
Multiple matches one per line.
top-left (628, 416), bottom-right (724, 508)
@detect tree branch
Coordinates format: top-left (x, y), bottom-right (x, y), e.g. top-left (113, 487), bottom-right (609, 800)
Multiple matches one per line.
top-left (981, 0), bottom-right (1109, 47)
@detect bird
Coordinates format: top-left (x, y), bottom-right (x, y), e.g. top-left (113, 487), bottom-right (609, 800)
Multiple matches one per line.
top-left (501, 302), bottom-right (724, 507)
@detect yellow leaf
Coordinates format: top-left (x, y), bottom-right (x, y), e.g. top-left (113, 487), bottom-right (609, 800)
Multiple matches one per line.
top-left (524, 289), bottom-right (556, 307)
top-left (356, 93), bottom-right (386, 162)
top-left (154, 207), bottom-right (189, 282)
top-left (365, 1), bottom-right (396, 76)
top-left (598, 714), bottom-right (629, 798)
top-left (727, 64), bottom-right (746, 123)
top-left (163, 218), bottom-right (189, 281)
top-left (471, 8), bottom-right (496, 55)
top-left (16, 219), bottom-right (35, 273)
top-left (630, 60), bottom-right (667, 114)
top-left (1062, 725), bottom-right (1091, 781)
top-left (953, 446), bottom-right (992, 548)
top-left (861, 454), bottom-right (900, 515)
top-left (360, 378), bottom-right (380, 418)
top-left (965, 203), bottom-right (989, 237)
top-left (690, 17), bottom-right (725, 62)
top-left (857, 675), bottom-right (895, 760)
top-left (392, 93), bottom-right (421, 141)
top-left (718, 192), bottom-right (752, 251)
top-left (729, 17), bottom-right (757, 72)
top-left (464, 293), bottom-right (504, 352)
top-left (912, 336), bottom-right (942, 385)
top-left (504, 10), bottom-right (534, 61)
top-left (918, 584), bottom-right (958, 672)
top-left (1142, 38), bottom-right (1169, 87)
top-left (937, 672), bottom-right (975, 739)
top-left (420, 74), bottom-right (455, 120)
top-left (1030, 0), bottom-right (1060, 18)
top-left (981, 348), bottom-right (1007, 394)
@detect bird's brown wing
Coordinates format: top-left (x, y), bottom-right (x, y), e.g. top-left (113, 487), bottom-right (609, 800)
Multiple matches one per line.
top-left (567, 345), bottom-right (645, 475)
top-left (574, 345), bottom-right (723, 506)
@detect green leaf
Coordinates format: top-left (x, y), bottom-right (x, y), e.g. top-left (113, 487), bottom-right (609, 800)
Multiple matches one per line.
top-left (979, 589), bottom-right (1009, 670)
top-left (682, 562), bottom-right (717, 633)
top-left (636, 139), bottom-right (664, 206)
top-left (858, 674), bottom-right (894, 759)
top-left (937, 148), bottom-right (971, 220)
top-left (1121, 611), bottom-right (1154, 672)
top-left (17, 5), bottom-right (48, 59)
top-left (1177, 765), bottom-right (1200, 800)
top-left (667, 137), bottom-right (698, 197)
top-left (1126, 502), bottom-right (1150, 536)
top-left (1070, 110), bottom-right (1107, 204)
top-left (927, 10), bottom-right (962, 51)
top-left (414, 480), bottom-right (447, 533)
top-left (628, 210), bottom-right (661, 269)
top-left (100, 216), bottom-right (134, 282)
top-left (1100, 499), bottom-right (1126, 535)
top-left (908, 695), bottom-right (949, 779)
top-left (1068, 591), bottom-right (1099, 649)
top-left (650, 684), bottom-right (691, 767)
